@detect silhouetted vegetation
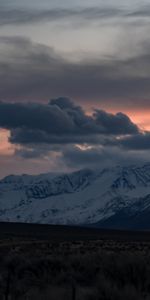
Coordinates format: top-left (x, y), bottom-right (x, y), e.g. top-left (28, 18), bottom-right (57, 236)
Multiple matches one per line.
top-left (0, 232), bottom-right (150, 299)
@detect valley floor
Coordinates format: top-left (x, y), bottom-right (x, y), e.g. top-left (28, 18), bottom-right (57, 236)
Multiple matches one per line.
top-left (0, 223), bottom-right (150, 299)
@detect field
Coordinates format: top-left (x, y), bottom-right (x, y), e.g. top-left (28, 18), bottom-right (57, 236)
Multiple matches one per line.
top-left (0, 223), bottom-right (150, 299)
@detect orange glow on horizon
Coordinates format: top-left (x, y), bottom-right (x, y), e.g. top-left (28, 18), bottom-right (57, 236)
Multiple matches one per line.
top-left (111, 109), bottom-right (150, 131)
top-left (85, 103), bottom-right (150, 131)
top-left (0, 129), bottom-right (15, 156)
top-left (125, 110), bottom-right (150, 131)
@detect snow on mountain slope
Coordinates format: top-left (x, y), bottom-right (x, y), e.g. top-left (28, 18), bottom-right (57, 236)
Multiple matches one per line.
top-left (1, 163), bottom-right (150, 225)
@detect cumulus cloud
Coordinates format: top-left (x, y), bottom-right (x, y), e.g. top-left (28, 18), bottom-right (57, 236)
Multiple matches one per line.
top-left (0, 98), bottom-right (139, 147)
top-left (0, 97), bottom-right (149, 172)
top-left (93, 110), bottom-right (139, 135)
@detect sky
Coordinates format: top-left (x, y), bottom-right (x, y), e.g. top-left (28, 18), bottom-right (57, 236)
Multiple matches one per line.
top-left (0, 0), bottom-right (150, 177)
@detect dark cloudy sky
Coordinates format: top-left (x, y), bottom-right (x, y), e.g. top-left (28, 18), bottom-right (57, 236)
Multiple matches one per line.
top-left (0, 0), bottom-right (150, 177)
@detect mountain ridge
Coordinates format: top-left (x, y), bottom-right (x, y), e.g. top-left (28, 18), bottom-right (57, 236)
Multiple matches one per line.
top-left (1, 163), bottom-right (150, 229)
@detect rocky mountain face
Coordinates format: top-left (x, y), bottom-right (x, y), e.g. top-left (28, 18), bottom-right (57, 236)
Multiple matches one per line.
top-left (1, 163), bottom-right (150, 229)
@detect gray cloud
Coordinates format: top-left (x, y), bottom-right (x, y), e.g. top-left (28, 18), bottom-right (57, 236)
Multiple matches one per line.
top-left (61, 145), bottom-right (150, 169)
top-left (10, 128), bottom-right (104, 145)
top-left (100, 130), bottom-right (150, 151)
top-left (0, 37), bottom-right (150, 107)
top-left (93, 110), bottom-right (139, 135)
top-left (0, 6), bottom-right (123, 27)
top-left (0, 98), bottom-right (138, 146)
top-left (116, 132), bottom-right (150, 150)
top-left (0, 100), bottom-right (73, 134)
top-left (128, 5), bottom-right (150, 17)
top-left (15, 144), bottom-right (53, 159)
top-left (13, 137), bottom-right (150, 169)
top-left (1, 4), bottom-right (150, 27)
top-left (0, 96), bottom-right (148, 170)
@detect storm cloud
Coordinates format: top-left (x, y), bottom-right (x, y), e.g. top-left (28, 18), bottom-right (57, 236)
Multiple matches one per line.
top-left (0, 98), bottom-right (139, 146)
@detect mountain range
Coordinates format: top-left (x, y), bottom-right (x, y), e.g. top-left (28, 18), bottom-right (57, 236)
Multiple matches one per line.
top-left (1, 163), bottom-right (150, 229)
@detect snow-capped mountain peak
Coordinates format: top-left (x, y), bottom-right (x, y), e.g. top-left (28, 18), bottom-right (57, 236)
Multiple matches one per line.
top-left (0, 163), bottom-right (150, 228)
